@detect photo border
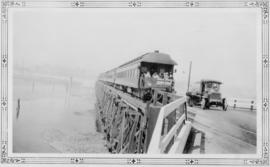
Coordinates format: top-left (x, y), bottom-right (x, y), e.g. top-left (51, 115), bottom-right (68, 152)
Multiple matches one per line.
top-left (1, 0), bottom-right (269, 165)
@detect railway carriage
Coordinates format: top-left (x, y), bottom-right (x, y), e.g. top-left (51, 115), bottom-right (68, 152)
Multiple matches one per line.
top-left (98, 70), bottom-right (116, 86)
top-left (95, 51), bottom-right (191, 154)
top-left (98, 50), bottom-right (178, 101)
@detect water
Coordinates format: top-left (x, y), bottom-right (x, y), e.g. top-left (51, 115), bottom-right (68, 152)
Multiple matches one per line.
top-left (13, 73), bottom-right (107, 153)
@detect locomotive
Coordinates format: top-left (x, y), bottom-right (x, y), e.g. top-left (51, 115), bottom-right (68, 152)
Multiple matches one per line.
top-left (98, 50), bottom-right (178, 101)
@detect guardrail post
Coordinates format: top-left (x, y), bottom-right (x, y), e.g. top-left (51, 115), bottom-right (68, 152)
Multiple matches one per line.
top-left (250, 101), bottom-right (254, 111)
top-left (233, 99), bottom-right (237, 109)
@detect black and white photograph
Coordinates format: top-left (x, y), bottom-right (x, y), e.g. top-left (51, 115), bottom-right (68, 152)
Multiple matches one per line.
top-left (0, 0), bottom-right (269, 166)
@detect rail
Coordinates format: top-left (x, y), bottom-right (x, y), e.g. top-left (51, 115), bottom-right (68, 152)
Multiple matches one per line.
top-left (148, 97), bottom-right (191, 153)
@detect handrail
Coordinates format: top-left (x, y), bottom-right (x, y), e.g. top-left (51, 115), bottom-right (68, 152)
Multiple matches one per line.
top-left (227, 98), bottom-right (256, 111)
top-left (160, 114), bottom-right (185, 152)
top-left (148, 97), bottom-right (186, 153)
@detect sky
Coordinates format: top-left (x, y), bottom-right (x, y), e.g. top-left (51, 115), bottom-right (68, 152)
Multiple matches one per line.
top-left (10, 8), bottom-right (260, 98)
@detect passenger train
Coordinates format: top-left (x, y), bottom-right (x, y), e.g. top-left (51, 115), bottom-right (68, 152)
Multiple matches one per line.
top-left (98, 50), bottom-right (178, 101)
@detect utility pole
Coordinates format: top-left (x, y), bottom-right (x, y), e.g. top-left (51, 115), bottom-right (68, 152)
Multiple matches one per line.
top-left (187, 61), bottom-right (192, 92)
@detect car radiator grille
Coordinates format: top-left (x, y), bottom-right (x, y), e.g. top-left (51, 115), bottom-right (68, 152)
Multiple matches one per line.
top-left (210, 93), bottom-right (221, 100)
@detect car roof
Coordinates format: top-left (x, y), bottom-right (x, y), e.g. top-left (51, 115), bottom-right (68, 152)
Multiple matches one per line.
top-left (201, 79), bottom-right (222, 84)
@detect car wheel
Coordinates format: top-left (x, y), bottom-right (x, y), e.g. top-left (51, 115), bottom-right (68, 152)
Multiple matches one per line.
top-left (187, 97), bottom-right (193, 107)
top-left (222, 99), bottom-right (228, 111)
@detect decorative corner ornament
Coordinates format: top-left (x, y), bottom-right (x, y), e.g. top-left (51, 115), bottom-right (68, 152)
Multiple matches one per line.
top-left (128, 1), bottom-right (142, 8)
top-left (1, 2), bottom-right (8, 21)
top-left (246, 1), bottom-right (269, 23)
top-left (1, 1), bottom-right (9, 8)
top-left (1, 141), bottom-right (8, 163)
top-left (260, 1), bottom-right (269, 23)
top-left (1, 1), bottom-right (25, 7)
top-left (245, 159), bottom-right (269, 165)
top-left (263, 142), bottom-right (269, 158)
top-left (186, 1), bottom-right (199, 7)
top-left (1, 157), bottom-right (25, 164)
top-left (1, 1), bottom-right (25, 21)
top-left (245, 143), bottom-right (270, 165)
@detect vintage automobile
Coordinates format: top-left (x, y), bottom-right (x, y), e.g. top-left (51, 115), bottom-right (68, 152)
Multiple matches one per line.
top-left (186, 79), bottom-right (227, 111)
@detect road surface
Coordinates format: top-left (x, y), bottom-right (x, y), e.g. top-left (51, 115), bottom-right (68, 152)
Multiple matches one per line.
top-left (185, 106), bottom-right (256, 154)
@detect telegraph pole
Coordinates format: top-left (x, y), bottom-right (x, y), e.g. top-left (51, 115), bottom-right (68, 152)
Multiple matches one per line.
top-left (187, 61), bottom-right (192, 92)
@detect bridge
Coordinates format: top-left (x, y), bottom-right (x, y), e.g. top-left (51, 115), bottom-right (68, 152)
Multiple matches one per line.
top-left (95, 81), bottom-right (256, 154)
top-left (185, 106), bottom-right (256, 154)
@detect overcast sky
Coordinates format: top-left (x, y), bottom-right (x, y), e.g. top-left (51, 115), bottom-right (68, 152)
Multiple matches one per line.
top-left (10, 8), bottom-right (260, 98)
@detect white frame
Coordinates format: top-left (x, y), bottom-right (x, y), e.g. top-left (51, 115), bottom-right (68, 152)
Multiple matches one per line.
top-left (1, 0), bottom-right (269, 165)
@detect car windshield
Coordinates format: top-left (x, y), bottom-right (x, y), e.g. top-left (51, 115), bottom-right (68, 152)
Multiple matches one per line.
top-left (205, 82), bottom-right (220, 92)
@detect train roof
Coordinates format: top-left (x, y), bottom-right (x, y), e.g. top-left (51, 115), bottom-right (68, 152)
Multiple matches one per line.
top-left (119, 51), bottom-right (177, 68)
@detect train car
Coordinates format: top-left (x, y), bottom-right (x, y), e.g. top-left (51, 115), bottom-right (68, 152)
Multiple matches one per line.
top-left (95, 51), bottom-right (191, 154)
top-left (98, 50), bottom-right (178, 100)
top-left (98, 69), bottom-right (116, 85)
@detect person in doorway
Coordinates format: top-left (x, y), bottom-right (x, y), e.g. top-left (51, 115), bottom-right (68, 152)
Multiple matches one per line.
top-left (152, 72), bottom-right (159, 79)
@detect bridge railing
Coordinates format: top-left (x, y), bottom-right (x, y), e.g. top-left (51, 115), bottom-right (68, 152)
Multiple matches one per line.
top-left (148, 97), bottom-right (191, 154)
top-left (227, 98), bottom-right (256, 111)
